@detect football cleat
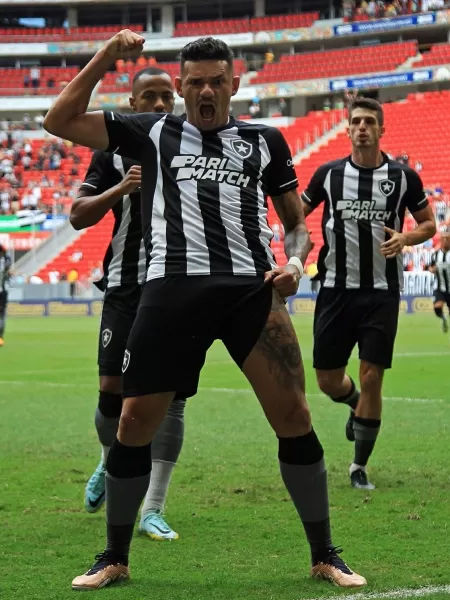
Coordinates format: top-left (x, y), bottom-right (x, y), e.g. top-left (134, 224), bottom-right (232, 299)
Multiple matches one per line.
top-left (311, 546), bottom-right (367, 588)
top-left (442, 319), bottom-right (448, 334)
top-left (0, 337), bottom-right (4, 347)
top-left (350, 468), bottom-right (375, 490)
top-left (138, 510), bottom-right (179, 541)
top-left (84, 461), bottom-right (106, 513)
top-left (345, 410), bottom-right (355, 442)
top-left (72, 552), bottom-right (129, 591)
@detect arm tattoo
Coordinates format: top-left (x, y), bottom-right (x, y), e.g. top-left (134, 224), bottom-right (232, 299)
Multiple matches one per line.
top-left (255, 291), bottom-right (304, 390)
top-left (272, 189), bottom-right (312, 264)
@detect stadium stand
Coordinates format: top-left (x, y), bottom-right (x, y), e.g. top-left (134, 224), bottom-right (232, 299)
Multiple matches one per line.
top-left (251, 41), bottom-right (418, 84)
top-left (173, 12), bottom-right (319, 37)
top-left (0, 67), bottom-right (80, 96)
top-left (0, 24), bottom-right (144, 43)
top-left (414, 42), bottom-right (450, 67)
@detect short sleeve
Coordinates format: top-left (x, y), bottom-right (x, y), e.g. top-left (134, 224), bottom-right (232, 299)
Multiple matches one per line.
top-left (301, 165), bottom-right (329, 210)
top-left (260, 127), bottom-right (298, 197)
top-left (103, 111), bottom-right (156, 161)
top-left (404, 169), bottom-right (428, 213)
top-left (79, 150), bottom-right (115, 195)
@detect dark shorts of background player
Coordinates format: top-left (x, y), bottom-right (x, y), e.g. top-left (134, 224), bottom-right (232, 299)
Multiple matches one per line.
top-left (313, 287), bottom-right (400, 370)
top-left (98, 284), bottom-right (142, 376)
top-left (122, 275), bottom-right (273, 399)
top-left (0, 290), bottom-right (7, 311)
top-left (433, 290), bottom-right (450, 309)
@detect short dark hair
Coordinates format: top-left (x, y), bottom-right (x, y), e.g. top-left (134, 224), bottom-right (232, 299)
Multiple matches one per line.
top-left (180, 37), bottom-right (234, 70)
top-left (348, 97), bottom-right (384, 127)
top-left (132, 67), bottom-right (170, 87)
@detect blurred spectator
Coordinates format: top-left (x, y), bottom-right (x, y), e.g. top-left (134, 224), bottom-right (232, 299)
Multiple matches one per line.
top-left (67, 268), bottom-right (78, 298)
top-left (415, 160), bottom-right (423, 172)
top-left (264, 49), bottom-right (274, 64)
top-left (279, 98), bottom-right (287, 116)
top-left (30, 66), bottom-right (41, 92)
top-left (48, 269), bottom-right (60, 284)
top-left (323, 97), bottom-right (332, 111)
top-left (344, 0), bottom-right (424, 20)
top-left (34, 114), bottom-right (45, 129)
top-left (71, 250), bottom-right (83, 263)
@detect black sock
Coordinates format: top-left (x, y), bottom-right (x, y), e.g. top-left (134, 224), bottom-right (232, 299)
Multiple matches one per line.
top-left (95, 391), bottom-right (122, 449)
top-left (331, 378), bottom-right (359, 411)
top-left (434, 306), bottom-right (446, 320)
top-left (104, 439), bottom-right (152, 563)
top-left (353, 416), bottom-right (381, 467)
top-left (278, 429), bottom-right (333, 564)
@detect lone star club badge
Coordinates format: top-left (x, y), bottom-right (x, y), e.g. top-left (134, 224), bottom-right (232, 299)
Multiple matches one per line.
top-left (122, 350), bottom-right (131, 373)
top-left (230, 139), bottom-right (253, 160)
top-left (101, 328), bottom-right (112, 348)
top-left (379, 179), bottom-right (395, 197)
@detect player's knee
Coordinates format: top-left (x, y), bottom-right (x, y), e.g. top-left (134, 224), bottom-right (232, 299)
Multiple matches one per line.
top-left (360, 363), bottom-right (383, 392)
top-left (316, 371), bottom-right (344, 397)
top-left (273, 399), bottom-right (311, 437)
top-left (99, 375), bottom-right (122, 395)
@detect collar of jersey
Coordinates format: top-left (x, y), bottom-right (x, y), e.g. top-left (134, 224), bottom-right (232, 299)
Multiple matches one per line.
top-left (181, 115), bottom-right (236, 136)
top-left (348, 151), bottom-right (389, 171)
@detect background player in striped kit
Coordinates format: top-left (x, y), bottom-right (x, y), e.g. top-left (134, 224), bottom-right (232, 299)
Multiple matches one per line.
top-left (44, 30), bottom-right (366, 592)
top-left (0, 243), bottom-right (11, 347)
top-left (70, 67), bottom-right (185, 541)
top-left (429, 230), bottom-right (450, 333)
top-left (302, 97), bottom-right (436, 490)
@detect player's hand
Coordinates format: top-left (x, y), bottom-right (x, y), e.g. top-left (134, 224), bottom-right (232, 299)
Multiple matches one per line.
top-left (264, 264), bottom-right (301, 298)
top-left (104, 30), bottom-right (145, 60)
top-left (380, 227), bottom-right (407, 258)
top-left (119, 165), bottom-right (142, 195)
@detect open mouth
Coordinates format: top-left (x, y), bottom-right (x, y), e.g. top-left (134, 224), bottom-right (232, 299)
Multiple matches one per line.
top-left (199, 105), bottom-right (215, 120)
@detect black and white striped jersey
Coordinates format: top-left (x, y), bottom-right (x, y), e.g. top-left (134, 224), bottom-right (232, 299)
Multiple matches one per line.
top-left (0, 251), bottom-right (11, 292)
top-left (104, 112), bottom-right (298, 281)
top-left (430, 248), bottom-right (450, 294)
top-left (302, 153), bottom-right (428, 292)
top-left (80, 151), bottom-right (146, 289)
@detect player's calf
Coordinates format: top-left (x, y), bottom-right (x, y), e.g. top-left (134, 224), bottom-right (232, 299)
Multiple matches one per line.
top-left (434, 304), bottom-right (448, 333)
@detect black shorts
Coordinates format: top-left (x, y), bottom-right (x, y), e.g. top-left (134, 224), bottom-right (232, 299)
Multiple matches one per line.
top-left (0, 290), bottom-right (7, 311)
top-left (433, 290), bottom-right (450, 308)
top-left (313, 287), bottom-right (400, 370)
top-left (122, 275), bottom-right (272, 399)
top-left (98, 285), bottom-right (142, 376)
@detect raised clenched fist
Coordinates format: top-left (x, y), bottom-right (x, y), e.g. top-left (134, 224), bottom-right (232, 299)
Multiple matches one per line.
top-left (104, 29), bottom-right (145, 60)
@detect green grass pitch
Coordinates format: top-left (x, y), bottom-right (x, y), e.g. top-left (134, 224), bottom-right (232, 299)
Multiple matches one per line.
top-left (1, 314), bottom-right (449, 599)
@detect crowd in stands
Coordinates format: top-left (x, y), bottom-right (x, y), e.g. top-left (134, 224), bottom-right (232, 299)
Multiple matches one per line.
top-left (0, 133), bottom-right (83, 215)
top-left (343, 0), bottom-right (424, 20)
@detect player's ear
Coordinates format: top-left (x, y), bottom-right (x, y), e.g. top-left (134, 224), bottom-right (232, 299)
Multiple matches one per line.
top-left (175, 77), bottom-right (183, 98)
top-left (231, 75), bottom-right (240, 96)
top-left (129, 96), bottom-right (136, 112)
top-left (379, 125), bottom-right (385, 138)
top-left (346, 126), bottom-right (351, 139)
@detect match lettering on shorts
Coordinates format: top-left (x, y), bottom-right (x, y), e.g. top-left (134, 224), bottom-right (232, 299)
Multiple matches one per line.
top-left (255, 290), bottom-right (303, 389)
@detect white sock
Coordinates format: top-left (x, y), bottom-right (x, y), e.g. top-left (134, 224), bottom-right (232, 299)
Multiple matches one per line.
top-left (349, 463), bottom-right (366, 475)
top-left (141, 460), bottom-right (175, 517)
top-left (101, 445), bottom-right (110, 466)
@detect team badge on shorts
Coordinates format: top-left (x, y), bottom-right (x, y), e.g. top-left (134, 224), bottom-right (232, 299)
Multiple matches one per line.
top-left (379, 179), bottom-right (395, 197)
top-left (102, 328), bottom-right (112, 348)
top-left (230, 139), bottom-right (253, 160)
top-left (122, 350), bottom-right (131, 373)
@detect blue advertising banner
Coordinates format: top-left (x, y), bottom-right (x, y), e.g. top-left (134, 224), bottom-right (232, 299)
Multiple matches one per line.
top-left (7, 296), bottom-right (434, 317)
top-left (333, 12), bottom-right (436, 36)
top-left (329, 69), bottom-right (433, 92)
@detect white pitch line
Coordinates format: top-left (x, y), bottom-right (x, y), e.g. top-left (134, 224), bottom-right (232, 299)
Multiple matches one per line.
top-left (197, 389), bottom-right (445, 404)
top-left (302, 584), bottom-right (450, 600)
top-left (0, 382), bottom-right (446, 404)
